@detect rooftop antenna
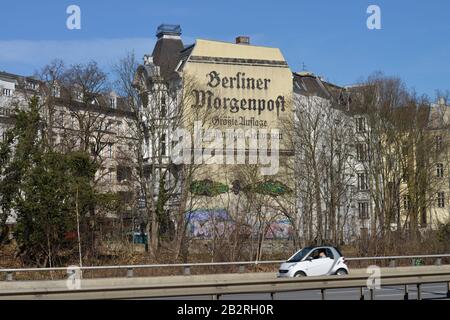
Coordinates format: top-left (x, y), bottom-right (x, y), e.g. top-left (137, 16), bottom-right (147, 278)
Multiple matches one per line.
top-left (301, 62), bottom-right (307, 71)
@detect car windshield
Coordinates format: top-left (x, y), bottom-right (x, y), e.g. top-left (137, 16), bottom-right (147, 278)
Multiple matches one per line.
top-left (287, 247), bottom-right (313, 262)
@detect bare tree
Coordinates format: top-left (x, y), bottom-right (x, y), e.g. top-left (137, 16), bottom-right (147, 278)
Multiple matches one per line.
top-left (349, 74), bottom-right (446, 253)
top-left (114, 53), bottom-right (226, 260)
top-left (285, 90), bottom-right (356, 246)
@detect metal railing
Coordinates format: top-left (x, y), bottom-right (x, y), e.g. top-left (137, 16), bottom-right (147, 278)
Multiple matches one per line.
top-left (1, 253), bottom-right (449, 281)
top-left (1, 267), bottom-right (450, 300)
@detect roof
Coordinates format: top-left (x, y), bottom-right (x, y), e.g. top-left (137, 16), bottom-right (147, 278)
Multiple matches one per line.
top-left (151, 35), bottom-right (184, 81)
top-left (176, 44), bottom-right (195, 72)
top-left (0, 71), bottom-right (39, 85)
top-left (176, 38), bottom-right (290, 73)
top-left (0, 70), bottom-right (133, 115)
top-left (0, 71), bottom-right (19, 82)
top-left (293, 72), bottom-right (343, 100)
top-left (188, 38), bottom-right (287, 62)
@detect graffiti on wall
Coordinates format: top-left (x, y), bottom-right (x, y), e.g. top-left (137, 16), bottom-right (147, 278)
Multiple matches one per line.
top-left (186, 210), bottom-right (294, 240)
top-left (264, 219), bottom-right (294, 239)
top-left (185, 209), bottom-right (235, 239)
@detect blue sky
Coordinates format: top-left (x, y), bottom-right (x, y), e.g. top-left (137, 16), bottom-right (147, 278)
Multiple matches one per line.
top-left (1, 0), bottom-right (449, 98)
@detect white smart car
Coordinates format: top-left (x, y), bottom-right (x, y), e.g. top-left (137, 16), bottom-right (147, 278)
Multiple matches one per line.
top-left (277, 246), bottom-right (349, 277)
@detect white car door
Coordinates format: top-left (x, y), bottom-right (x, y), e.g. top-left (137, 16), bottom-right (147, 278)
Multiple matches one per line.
top-left (304, 249), bottom-right (335, 276)
top-left (306, 257), bottom-right (333, 276)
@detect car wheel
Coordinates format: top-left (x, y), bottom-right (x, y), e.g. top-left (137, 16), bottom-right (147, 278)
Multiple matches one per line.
top-left (294, 271), bottom-right (306, 277)
top-left (336, 269), bottom-right (348, 276)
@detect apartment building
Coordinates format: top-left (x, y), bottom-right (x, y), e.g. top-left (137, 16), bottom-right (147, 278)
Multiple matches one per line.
top-left (0, 71), bottom-right (139, 228)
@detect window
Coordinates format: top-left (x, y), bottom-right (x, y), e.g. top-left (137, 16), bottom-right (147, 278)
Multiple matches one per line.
top-left (436, 135), bottom-right (443, 151)
top-left (117, 166), bottom-right (132, 182)
top-left (52, 86), bottom-right (60, 98)
top-left (108, 168), bottom-right (114, 183)
top-left (1, 131), bottom-right (7, 142)
top-left (437, 163), bottom-right (444, 178)
top-left (59, 112), bottom-right (64, 126)
top-left (161, 134), bottom-right (166, 156)
top-left (356, 143), bottom-right (368, 161)
top-left (74, 91), bottom-right (83, 102)
top-left (357, 172), bottom-right (368, 191)
top-left (108, 143), bottom-right (113, 159)
top-left (306, 248), bottom-right (324, 259)
top-left (403, 195), bottom-right (411, 210)
top-left (2, 88), bottom-right (12, 97)
top-left (110, 97), bottom-right (117, 109)
top-left (325, 248), bottom-right (334, 259)
top-left (161, 95), bottom-right (167, 117)
top-left (0, 107), bottom-right (11, 116)
top-left (26, 82), bottom-right (38, 91)
top-left (71, 115), bottom-right (76, 129)
top-left (143, 166), bottom-right (151, 179)
top-left (437, 192), bottom-right (445, 208)
top-left (1, 107), bottom-right (7, 117)
top-left (358, 202), bottom-right (369, 219)
top-left (118, 191), bottom-right (133, 204)
top-left (117, 121), bottom-right (122, 135)
top-left (356, 117), bottom-right (366, 133)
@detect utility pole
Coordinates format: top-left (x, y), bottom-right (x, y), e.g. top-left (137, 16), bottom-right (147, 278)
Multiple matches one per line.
top-left (76, 186), bottom-right (83, 269)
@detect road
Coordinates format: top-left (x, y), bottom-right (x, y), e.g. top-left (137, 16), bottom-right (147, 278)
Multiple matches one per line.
top-left (1, 266), bottom-right (449, 300)
top-left (147, 283), bottom-right (449, 300)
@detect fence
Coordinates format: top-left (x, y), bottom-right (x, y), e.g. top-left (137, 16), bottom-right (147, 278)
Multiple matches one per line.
top-left (1, 253), bottom-right (450, 281)
top-left (1, 266), bottom-right (450, 300)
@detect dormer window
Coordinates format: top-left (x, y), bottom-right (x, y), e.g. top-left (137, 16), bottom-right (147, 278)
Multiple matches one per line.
top-left (2, 88), bottom-right (13, 97)
top-left (26, 82), bottom-right (38, 91)
top-left (52, 85), bottom-right (60, 98)
top-left (110, 97), bottom-right (117, 109)
top-left (75, 91), bottom-right (83, 102)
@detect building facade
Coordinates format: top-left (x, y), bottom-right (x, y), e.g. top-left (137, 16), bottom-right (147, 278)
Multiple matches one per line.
top-left (0, 71), bottom-right (139, 229)
top-left (134, 25), bottom-right (296, 243)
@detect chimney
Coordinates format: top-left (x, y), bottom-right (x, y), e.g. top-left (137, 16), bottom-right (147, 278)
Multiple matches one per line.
top-left (156, 24), bottom-right (182, 39)
top-left (235, 36), bottom-right (250, 45)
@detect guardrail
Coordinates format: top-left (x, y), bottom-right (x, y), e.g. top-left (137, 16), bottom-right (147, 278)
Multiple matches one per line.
top-left (1, 254), bottom-right (449, 281)
top-left (1, 267), bottom-right (450, 300)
